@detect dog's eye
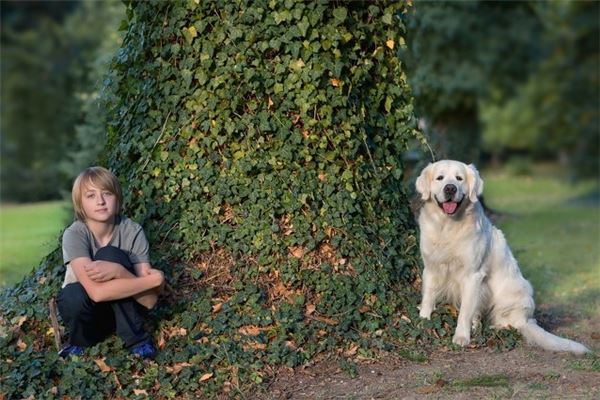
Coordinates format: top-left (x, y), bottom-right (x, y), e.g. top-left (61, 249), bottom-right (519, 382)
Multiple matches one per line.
top-left (436, 175), bottom-right (444, 181)
top-left (456, 176), bottom-right (463, 181)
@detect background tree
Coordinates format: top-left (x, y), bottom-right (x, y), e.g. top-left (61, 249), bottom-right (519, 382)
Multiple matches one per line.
top-left (403, 1), bottom-right (543, 163)
top-left (1, 2), bottom-right (447, 397)
top-left (0, 1), bottom-right (124, 202)
top-left (481, 1), bottom-right (599, 178)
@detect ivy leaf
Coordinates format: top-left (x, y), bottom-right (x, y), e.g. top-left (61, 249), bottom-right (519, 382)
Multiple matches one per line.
top-left (182, 26), bottom-right (198, 45)
top-left (332, 8), bottom-right (348, 23)
top-left (382, 13), bottom-right (393, 25)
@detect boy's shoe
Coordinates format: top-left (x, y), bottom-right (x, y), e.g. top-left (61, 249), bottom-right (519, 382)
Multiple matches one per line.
top-left (58, 344), bottom-right (84, 358)
top-left (130, 339), bottom-right (157, 359)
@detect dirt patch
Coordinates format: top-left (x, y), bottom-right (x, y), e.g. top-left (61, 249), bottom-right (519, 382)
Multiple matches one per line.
top-left (260, 317), bottom-right (599, 399)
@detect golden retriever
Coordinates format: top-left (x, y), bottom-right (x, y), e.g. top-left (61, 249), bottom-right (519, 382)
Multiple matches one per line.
top-left (415, 160), bottom-right (590, 354)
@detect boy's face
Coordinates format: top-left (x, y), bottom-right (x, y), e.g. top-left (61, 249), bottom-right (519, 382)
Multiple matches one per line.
top-left (81, 183), bottom-right (118, 223)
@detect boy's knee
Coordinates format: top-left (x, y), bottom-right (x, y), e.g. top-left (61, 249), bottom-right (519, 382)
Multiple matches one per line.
top-left (58, 283), bottom-right (94, 315)
top-left (94, 246), bottom-right (133, 270)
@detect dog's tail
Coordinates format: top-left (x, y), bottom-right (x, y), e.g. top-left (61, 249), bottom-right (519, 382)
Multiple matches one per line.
top-left (519, 319), bottom-right (590, 354)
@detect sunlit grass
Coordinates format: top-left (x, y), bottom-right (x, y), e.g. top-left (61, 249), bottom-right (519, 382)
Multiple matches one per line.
top-left (0, 201), bottom-right (70, 286)
top-left (483, 167), bottom-right (599, 317)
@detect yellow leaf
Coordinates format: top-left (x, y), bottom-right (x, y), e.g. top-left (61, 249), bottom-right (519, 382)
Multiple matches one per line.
top-left (46, 327), bottom-right (55, 336)
top-left (200, 372), bottom-right (214, 382)
top-left (330, 78), bottom-right (340, 87)
top-left (188, 26), bottom-right (198, 38)
top-left (386, 39), bottom-right (395, 50)
top-left (290, 59), bottom-right (305, 71)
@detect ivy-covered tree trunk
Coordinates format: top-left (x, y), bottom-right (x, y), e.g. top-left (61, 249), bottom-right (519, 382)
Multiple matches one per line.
top-left (107, 0), bottom-right (420, 367)
top-left (0, 1), bottom-right (429, 397)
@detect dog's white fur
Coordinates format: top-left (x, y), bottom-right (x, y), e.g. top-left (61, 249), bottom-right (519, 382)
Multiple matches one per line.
top-left (415, 160), bottom-right (590, 354)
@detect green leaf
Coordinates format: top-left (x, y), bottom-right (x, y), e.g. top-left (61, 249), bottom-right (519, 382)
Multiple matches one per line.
top-left (332, 8), bottom-right (348, 23)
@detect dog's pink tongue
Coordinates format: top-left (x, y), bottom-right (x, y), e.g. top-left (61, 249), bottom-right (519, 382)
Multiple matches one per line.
top-left (443, 201), bottom-right (458, 214)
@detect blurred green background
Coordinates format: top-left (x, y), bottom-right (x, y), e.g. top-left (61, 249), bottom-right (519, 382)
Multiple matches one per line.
top-left (0, 0), bottom-right (598, 286)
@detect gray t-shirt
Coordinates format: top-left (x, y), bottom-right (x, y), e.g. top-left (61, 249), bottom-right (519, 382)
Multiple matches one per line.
top-left (61, 215), bottom-right (150, 288)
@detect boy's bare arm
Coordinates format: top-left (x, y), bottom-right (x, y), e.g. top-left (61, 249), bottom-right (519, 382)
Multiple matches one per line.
top-left (70, 257), bottom-right (163, 303)
top-left (83, 259), bottom-right (161, 309)
top-left (132, 262), bottom-right (161, 309)
top-left (84, 260), bottom-right (136, 282)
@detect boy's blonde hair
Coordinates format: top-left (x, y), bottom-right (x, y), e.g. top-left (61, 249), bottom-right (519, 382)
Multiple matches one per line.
top-left (72, 166), bottom-right (122, 221)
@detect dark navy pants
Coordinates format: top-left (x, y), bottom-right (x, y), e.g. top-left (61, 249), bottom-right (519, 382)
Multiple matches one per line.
top-left (57, 246), bottom-right (150, 348)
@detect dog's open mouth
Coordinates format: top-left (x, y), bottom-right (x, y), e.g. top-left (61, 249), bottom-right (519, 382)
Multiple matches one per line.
top-left (437, 199), bottom-right (463, 215)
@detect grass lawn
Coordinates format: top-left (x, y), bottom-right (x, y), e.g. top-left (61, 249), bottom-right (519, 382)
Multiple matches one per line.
top-left (0, 201), bottom-right (70, 286)
top-left (483, 165), bottom-right (600, 317)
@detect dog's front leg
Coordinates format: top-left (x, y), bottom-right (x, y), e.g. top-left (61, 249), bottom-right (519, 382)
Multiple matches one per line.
top-left (419, 266), bottom-right (438, 319)
top-left (453, 271), bottom-right (485, 346)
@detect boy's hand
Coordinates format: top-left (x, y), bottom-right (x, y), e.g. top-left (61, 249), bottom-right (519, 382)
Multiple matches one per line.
top-left (84, 261), bottom-right (120, 282)
top-left (147, 268), bottom-right (165, 287)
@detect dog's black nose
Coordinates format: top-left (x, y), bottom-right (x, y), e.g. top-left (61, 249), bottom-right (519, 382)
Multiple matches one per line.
top-left (444, 184), bottom-right (457, 198)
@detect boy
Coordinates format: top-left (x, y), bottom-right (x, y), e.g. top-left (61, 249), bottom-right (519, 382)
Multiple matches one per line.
top-left (57, 166), bottom-right (164, 358)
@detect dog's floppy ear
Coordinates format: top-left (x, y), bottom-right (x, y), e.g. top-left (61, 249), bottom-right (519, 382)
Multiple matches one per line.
top-left (466, 163), bottom-right (484, 202)
top-left (415, 163), bottom-right (433, 201)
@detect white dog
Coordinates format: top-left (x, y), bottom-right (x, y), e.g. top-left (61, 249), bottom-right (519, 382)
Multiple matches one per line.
top-left (415, 160), bottom-right (590, 354)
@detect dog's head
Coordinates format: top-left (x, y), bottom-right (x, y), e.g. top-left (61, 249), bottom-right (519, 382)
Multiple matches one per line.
top-left (415, 160), bottom-right (483, 216)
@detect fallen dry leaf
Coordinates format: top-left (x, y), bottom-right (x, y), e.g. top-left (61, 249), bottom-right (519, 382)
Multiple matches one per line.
top-left (133, 389), bottom-right (148, 396)
top-left (416, 384), bottom-right (440, 394)
top-left (166, 362), bottom-right (192, 374)
top-left (244, 341), bottom-right (267, 350)
top-left (14, 316), bottom-right (27, 327)
top-left (16, 338), bottom-right (27, 352)
top-left (289, 246), bottom-right (305, 259)
top-left (310, 315), bottom-right (338, 326)
top-left (238, 325), bottom-right (263, 336)
top-left (212, 303), bottom-right (223, 313)
top-left (344, 344), bottom-right (359, 357)
top-left (199, 372), bottom-right (214, 382)
top-left (94, 358), bottom-right (112, 373)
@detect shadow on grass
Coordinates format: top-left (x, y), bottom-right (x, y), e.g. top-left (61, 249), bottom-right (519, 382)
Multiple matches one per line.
top-left (535, 287), bottom-right (600, 331)
top-left (566, 187), bottom-right (600, 207)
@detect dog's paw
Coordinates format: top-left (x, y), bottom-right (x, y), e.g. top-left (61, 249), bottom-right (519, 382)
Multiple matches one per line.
top-left (419, 308), bottom-right (432, 320)
top-left (452, 334), bottom-right (470, 347)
